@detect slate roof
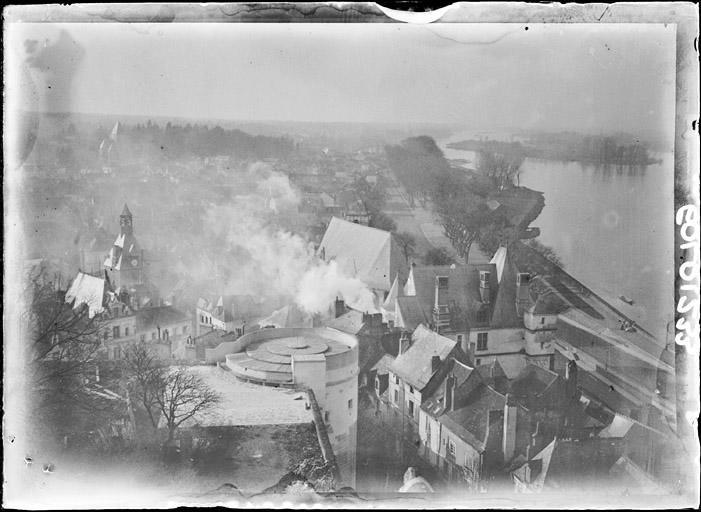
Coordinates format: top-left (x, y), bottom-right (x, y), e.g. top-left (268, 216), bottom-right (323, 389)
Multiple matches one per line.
top-left (390, 324), bottom-right (457, 390)
top-left (318, 217), bottom-right (408, 292)
top-left (395, 296), bottom-right (428, 331)
top-left (513, 437), bottom-right (624, 489)
top-left (421, 358), bottom-right (476, 417)
top-left (488, 247), bottom-right (523, 328)
top-left (371, 353), bottom-right (395, 375)
top-left (104, 232), bottom-right (140, 270)
top-left (437, 382), bottom-right (531, 453)
top-left (325, 309), bottom-right (365, 335)
top-left (398, 262), bottom-right (522, 332)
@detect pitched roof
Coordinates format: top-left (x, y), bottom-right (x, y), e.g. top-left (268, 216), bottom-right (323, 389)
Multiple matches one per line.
top-left (516, 437), bottom-right (623, 488)
top-left (325, 309), bottom-right (366, 335)
top-left (390, 324), bottom-right (457, 390)
top-left (318, 217), bottom-right (408, 292)
top-left (104, 232), bottom-right (140, 270)
top-left (488, 247), bottom-right (522, 328)
top-left (437, 383), bottom-right (509, 452)
top-left (371, 353), bottom-right (395, 375)
top-left (121, 203), bottom-right (132, 217)
top-left (65, 272), bottom-right (107, 318)
top-left (421, 358), bottom-right (476, 417)
top-left (401, 264), bottom-right (505, 331)
top-left (395, 296), bottom-right (428, 331)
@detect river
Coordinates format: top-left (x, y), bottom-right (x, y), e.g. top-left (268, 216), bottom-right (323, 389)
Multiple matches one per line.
top-left (439, 131), bottom-right (674, 343)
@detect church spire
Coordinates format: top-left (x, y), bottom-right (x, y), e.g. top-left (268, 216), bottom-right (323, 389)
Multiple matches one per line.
top-left (120, 203), bottom-right (133, 236)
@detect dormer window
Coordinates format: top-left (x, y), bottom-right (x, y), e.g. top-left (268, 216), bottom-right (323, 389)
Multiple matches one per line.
top-left (517, 273), bottom-right (531, 286)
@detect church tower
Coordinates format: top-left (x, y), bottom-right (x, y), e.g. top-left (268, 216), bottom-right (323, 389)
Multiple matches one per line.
top-left (120, 203), bottom-right (133, 236)
top-left (105, 203), bottom-right (143, 289)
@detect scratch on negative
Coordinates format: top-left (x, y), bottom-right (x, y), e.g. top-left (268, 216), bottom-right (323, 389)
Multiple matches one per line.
top-left (597, 6), bottom-right (611, 22)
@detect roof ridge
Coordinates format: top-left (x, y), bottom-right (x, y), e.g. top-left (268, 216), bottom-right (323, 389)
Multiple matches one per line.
top-left (329, 216), bottom-right (392, 238)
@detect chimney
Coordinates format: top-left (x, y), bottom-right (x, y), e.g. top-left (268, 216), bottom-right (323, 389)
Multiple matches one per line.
top-left (434, 276), bottom-right (449, 308)
top-left (516, 273), bottom-right (531, 314)
top-left (479, 271), bottom-right (491, 304)
top-left (565, 359), bottom-right (578, 400)
top-left (444, 373), bottom-right (457, 412)
top-left (398, 331), bottom-right (411, 356)
top-left (431, 355), bottom-right (441, 373)
top-left (503, 393), bottom-right (518, 462)
top-left (433, 276), bottom-right (451, 333)
top-left (334, 296), bottom-right (345, 318)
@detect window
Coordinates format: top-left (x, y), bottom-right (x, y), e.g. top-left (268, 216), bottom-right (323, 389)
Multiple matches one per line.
top-left (113, 326), bottom-right (120, 339)
top-left (476, 358), bottom-right (482, 366)
top-left (476, 309), bottom-right (488, 324)
top-left (408, 400), bottom-right (415, 418)
top-left (457, 334), bottom-right (463, 344)
top-left (324, 411), bottom-right (330, 423)
top-left (447, 439), bottom-right (456, 461)
top-left (124, 326), bottom-right (129, 337)
top-left (477, 332), bottom-right (488, 351)
top-left (348, 399), bottom-right (353, 410)
top-left (140, 334), bottom-right (146, 342)
top-left (393, 389), bottom-right (399, 404)
top-left (541, 317), bottom-right (545, 325)
top-left (409, 385), bottom-right (414, 395)
top-left (103, 330), bottom-right (109, 341)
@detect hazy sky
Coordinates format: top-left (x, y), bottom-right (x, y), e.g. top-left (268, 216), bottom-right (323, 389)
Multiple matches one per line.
top-left (8, 22), bottom-right (676, 135)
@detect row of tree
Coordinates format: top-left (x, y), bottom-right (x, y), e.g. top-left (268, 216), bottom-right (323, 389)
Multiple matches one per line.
top-left (385, 136), bottom-right (552, 264)
top-left (119, 121), bottom-right (295, 161)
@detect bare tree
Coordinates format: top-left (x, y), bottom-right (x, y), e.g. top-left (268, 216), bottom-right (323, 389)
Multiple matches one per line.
top-left (123, 343), bottom-right (164, 430)
top-left (25, 263), bottom-right (105, 423)
top-left (394, 231), bottom-right (417, 264)
top-left (437, 197), bottom-right (492, 264)
top-left (153, 369), bottom-right (220, 443)
top-left (477, 150), bottom-right (525, 190)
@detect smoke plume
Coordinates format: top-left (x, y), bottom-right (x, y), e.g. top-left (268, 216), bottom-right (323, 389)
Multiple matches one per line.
top-left (177, 162), bottom-right (377, 315)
